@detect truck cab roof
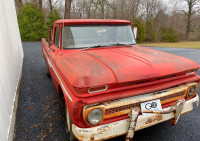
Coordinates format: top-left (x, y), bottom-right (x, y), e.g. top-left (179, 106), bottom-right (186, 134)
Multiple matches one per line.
top-left (54, 19), bottom-right (131, 25)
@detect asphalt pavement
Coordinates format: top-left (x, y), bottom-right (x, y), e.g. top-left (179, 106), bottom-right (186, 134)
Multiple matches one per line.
top-left (14, 42), bottom-right (200, 141)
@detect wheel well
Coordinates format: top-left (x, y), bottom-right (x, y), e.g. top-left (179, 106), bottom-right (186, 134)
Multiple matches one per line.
top-left (58, 86), bottom-right (68, 115)
top-left (58, 85), bottom-right (65, 101)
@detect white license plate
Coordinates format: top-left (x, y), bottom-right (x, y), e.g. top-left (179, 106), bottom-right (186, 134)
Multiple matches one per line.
top-left (141, 99), bottom-right (162, 115)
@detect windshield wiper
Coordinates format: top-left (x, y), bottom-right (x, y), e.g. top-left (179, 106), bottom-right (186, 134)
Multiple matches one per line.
top-left (82, 45), bottom-right (110, 50)
top-left (109, 43), bottom-right (135, 46)
top-left (82, 43), bottom-right (135, 51)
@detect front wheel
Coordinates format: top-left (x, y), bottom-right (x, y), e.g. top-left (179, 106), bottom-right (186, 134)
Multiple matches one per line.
top-left (65, 105), bottom-right (77, 141)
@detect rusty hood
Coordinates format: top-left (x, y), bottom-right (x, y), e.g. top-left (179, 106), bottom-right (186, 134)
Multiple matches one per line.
top-left (57, 46), bottom-right (200, 88)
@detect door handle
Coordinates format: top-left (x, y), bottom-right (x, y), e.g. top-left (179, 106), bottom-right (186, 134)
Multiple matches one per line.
top-left (48, 48), bottom-right (55, 52)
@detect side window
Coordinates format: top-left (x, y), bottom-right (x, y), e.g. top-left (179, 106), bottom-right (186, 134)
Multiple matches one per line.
top-left (54, 26), bottom-right (60, 48)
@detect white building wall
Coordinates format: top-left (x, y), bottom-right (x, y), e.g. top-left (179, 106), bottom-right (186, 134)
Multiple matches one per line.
top-left (0, 0), bottom-right (24, 140)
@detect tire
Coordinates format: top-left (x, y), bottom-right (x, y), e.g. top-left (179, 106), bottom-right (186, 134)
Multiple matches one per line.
top-left (65, 105), bottom-right (77, 141)
top-left (46, 63), bottom-right (51, 77)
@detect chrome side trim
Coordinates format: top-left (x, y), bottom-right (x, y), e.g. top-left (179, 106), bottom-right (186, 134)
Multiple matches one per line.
top-left (43, 48), bottom-right (73, 102)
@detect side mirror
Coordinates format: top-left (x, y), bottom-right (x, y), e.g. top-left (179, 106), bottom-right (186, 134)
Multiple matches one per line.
top-left (133, 27), bottom-right (137, 39)
top-left (48, 26), bottom-right (53, 46)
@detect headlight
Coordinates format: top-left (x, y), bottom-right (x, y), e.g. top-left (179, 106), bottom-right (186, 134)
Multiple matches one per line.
top-left (188, 85), bottom-right (197, 97)
top-left (87, 108), bottom-right (103, 125)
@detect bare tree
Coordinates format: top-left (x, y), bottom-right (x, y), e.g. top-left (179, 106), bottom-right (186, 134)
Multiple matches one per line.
top-left (170, 0), bottom-right (180, 27)
top-left (64, 0), bottom-right (73, 19)
top-left (144, 0), bottom-right (163, 21)
top-left (106, 0), bottom-right (118, 19)
top-left (181, 0), bottom-right (200, 40)
top-left (48, 0), bottom-right (53, 13)
top-left (48, 0), bottom-right (58, 14)
top-left (128, 0), bottom-right (142, 22)
top-left (14, 0), bottom-right (200, 41)
top-left (90, 0), bottom-right (107, 19)
top-left (81, 0), bottom-right (92, 18)
top-left (31, 0), bottom-right (38, 5)
top-left (99, 0), bottom-right (106, 19)
top-left (39, 0), bottom-right (43, 9)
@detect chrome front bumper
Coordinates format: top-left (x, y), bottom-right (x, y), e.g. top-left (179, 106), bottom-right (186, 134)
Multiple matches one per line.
top-left (72, 95), bottom-right (199, 141)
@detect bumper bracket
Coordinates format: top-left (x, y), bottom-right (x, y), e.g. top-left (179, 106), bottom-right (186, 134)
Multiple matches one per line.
top-left (126, 108), bottom-right (139, 141)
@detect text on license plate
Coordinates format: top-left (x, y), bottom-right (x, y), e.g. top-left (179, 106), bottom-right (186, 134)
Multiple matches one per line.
top-left (141, 99), bottom-right (162, 115)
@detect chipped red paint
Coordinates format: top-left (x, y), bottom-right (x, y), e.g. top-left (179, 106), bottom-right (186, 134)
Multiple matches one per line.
top-left (41, 19), bottom-right (200, 129)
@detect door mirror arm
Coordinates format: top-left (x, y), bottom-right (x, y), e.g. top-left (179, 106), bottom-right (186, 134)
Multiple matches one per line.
top-left (133, 26), bottom-right (137, 40)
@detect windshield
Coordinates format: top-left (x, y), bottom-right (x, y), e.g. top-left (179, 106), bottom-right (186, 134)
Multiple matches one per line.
top-left (62, 25), bottom-right (136, 49)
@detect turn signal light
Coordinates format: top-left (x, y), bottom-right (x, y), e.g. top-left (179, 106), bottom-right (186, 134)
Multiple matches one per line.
top-left (187, 84), bottom-right (198, 97)
top-left (186, 70), bottom-right (196, 75)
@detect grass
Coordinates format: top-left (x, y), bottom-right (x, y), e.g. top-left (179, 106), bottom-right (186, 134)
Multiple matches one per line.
top-left (139, 41), bottom-right (200, 49)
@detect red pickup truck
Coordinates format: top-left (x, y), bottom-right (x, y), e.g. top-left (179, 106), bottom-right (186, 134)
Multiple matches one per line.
top-left (42, 19), bottom-right (200, 141)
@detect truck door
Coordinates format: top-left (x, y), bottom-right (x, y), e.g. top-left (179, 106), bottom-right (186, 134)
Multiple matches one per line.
top-left (47, 25), bottom-right (61, 87)
top-left (48, 25), bottom-right (60, 62)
